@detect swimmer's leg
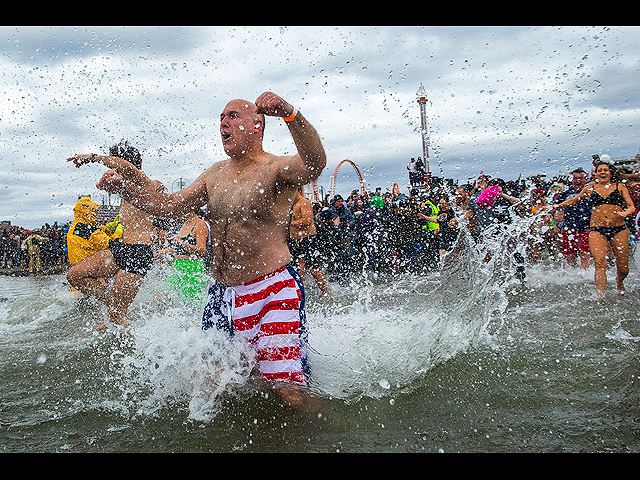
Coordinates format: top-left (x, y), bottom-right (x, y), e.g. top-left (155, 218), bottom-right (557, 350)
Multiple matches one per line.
top-left (107, 269), bottom-right (144, 327)
top-left (66, 249), bottom-right (120, 304)
top-left (610, 228), bottom-right (630, 295)
top-left (590, 231), bottom-right (610, 297)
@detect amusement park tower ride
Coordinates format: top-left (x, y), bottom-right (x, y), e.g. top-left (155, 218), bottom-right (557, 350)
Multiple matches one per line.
top-left (416, 83), bottom-right (431, 175)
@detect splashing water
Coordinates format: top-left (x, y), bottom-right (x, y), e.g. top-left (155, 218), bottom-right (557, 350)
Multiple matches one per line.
top-left (0, 216), bottom-right (534, 423)
top-left (112, 215), bottom-right (535, 418)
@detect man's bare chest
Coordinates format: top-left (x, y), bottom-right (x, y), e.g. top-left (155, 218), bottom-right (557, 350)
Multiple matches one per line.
top-left (207, 172), bottom-right (279, 221)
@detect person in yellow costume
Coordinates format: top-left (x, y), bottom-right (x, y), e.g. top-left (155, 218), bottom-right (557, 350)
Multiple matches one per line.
top-left (66, 196), bottom-right (116, 266)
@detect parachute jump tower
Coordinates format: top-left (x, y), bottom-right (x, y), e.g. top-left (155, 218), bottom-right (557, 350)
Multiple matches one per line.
top-left (416, 83), bottom-right (431, 175)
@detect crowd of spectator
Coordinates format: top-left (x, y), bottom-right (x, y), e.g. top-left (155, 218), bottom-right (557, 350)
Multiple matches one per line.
top-left (3, 155), bottom-right (639, 283)
top-left (307, 159), bottom-right (640, 283)
top-left (0, 222), bottom-right (70, 275)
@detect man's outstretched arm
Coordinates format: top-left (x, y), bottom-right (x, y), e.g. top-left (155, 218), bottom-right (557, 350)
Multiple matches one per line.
top-left (68, 154), bottom-right (151, 187)
top-left (97, 168), bottom-right (209, 218)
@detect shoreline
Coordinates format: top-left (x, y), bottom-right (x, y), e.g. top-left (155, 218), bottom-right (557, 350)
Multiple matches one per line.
top-left (0, 266), bottom-right (67, 277)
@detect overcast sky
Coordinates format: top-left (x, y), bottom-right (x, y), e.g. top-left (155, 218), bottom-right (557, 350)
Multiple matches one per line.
top-left (2, 26), bottom-right (639, 229)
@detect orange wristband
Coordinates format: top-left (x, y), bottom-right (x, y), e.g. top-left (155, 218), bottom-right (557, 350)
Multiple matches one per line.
top-left (282, 107), bottom-right (298, 122)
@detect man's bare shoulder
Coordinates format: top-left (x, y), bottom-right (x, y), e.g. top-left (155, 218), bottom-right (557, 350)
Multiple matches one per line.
top-left (268, 151), bottom-right (315, 186)
top-left (199, 159), bottom-right (230, 184)
top-left (259, 152), bottom-right (301, 179)
top-left (268, 151), bottom-right (296, 165)
top-left (204, 159), bottom-right (229, 174)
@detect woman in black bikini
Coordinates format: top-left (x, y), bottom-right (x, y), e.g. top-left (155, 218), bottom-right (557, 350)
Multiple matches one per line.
top-left (555, 161), bottom-right (635, 297)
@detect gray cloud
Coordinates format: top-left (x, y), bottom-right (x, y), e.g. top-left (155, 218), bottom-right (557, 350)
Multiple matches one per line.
top-left (1, 26), bottom-right (639, 228)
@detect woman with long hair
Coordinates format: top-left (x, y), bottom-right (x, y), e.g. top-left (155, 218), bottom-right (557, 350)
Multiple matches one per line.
top-left (555, 161), bottom-right (636, 296)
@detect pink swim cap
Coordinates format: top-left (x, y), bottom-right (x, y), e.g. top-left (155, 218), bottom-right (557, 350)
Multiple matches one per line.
top-left (475, 185), bottom-right (500, 211)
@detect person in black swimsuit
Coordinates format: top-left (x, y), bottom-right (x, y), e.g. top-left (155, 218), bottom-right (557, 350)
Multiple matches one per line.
top-left (589, 179), bottom-right (628, 242)
top-left (67, 142), bottom-right (164, 327)
top-left (555, 161), bottom-right (636, 297)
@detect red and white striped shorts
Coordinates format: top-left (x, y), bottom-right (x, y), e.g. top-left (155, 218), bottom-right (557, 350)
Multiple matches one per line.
top-left (202, 265), bottom-right (309, 386)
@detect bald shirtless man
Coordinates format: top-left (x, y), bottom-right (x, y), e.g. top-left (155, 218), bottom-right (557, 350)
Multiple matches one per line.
top-left (95, 92), bottom-right (326, 413)
top-left (67, 142), bottom-right (165, 328)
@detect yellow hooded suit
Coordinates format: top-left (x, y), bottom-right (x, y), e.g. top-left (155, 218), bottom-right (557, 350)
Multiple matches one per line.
top-left (66, 196), bottom-right (117, 265)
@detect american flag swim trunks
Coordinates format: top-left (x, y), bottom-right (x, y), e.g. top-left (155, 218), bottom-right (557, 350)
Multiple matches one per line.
top-left (202, 265), bottom-right (309, 386)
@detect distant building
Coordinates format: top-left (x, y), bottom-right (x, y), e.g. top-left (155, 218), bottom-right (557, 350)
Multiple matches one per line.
top-left (97, 204), bottom-right (119, 225)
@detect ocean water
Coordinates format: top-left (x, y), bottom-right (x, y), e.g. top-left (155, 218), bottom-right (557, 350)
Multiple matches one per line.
top-left (1, 227), bottom-right (639, 452)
